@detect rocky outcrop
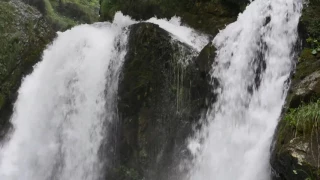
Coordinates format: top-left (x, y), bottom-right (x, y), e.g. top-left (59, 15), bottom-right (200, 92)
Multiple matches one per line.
top-left (271, 1), bottom-right (320, 179)
top-left (0, 0), bottom-right (55, 138)
top-left (104, 23), bottom-right (215, 180)
top-left (100, 0), bottom-right (248, 35)
top-left (23, 0), bottom-right (100, 30)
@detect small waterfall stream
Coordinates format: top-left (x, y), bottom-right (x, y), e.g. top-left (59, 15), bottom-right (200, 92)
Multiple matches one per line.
top-left (0, 14), bottom-right (135, 180)
top-left (187, 0), bottom-right (303, 180)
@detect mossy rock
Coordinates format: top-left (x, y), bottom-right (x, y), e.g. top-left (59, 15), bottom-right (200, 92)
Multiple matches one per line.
top-left (99, 0), bottom-right (248, 35)
top-left (105, 22), bottom-right (215, 180)
top-left (23, 0), bottom-right (100, 30)
top-left (0, 0), bottom-right (55, 139)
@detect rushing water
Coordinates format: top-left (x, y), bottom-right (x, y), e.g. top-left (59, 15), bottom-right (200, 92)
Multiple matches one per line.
top-left (0, 0), bottom-right (303, 179)
top-left (0, 12), bottom-right (207, 180)
top-left (0, 13), bottom-right (135, 180)
top-left (187, 0), bottom-right (303, 180)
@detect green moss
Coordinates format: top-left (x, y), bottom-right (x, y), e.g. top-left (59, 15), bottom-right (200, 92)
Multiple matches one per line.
top-left (293, 48), bottom-right (320, 83)
top-left (44, 0), bottom-right (77, 30)
top-left (23, 0), bottom-right (99, 30)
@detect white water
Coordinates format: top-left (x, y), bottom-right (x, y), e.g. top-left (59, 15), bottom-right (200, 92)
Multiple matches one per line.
top-left (0, 0), bottom-right (302, 178)
top-left (0, 12), bottom-right (207, 180)
top-left (188, 0), bottom-right (303, 180)
top-left (0, 13), bottom-right (135, 180)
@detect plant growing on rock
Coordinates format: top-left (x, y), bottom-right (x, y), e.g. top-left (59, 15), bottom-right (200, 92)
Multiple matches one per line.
top-left (306, 37), bottom-right (320, 55)
top-left (284, 100), bottom-right (320, 136)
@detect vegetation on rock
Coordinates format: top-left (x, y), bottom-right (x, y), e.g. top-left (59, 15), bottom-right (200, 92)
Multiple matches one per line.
top-left (23, 0), bottom-right (100, 30)
top-left (271, 1), bottom-right (320, 179)
top-left (0, 0), bottom-right (55, 138)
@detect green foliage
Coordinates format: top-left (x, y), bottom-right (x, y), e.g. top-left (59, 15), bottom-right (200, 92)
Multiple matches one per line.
top-left (44, 0), bottom-right (76, 30)
top-left (284, 100), bottom-right (320, 136)
top-left (306, 37), bottom-right (320, 55)
top-left (43, 0), bottom-right (99, 30)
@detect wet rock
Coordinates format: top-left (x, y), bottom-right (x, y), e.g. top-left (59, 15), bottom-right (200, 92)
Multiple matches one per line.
top-left (290, 70), bottom-right (320, 108)
top-left (107, 22), bottom-right (215, 180)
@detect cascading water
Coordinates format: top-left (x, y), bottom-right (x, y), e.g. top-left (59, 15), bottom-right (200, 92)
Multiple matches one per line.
top-left (0, 13), bottom-right (135, 180)
top-left (187, 0), bottom-right (303, 180)
top-left (0, 0), bottom-right (303, 179)
top-left (0, 11), bottom-right (207, 180)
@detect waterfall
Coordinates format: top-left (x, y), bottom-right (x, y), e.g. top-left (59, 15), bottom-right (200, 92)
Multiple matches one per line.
top-left (0, 12), bottom-right (207, 180)
top-left (0, 13), bottom-right (135, 180)
top-left (188, 0), bottom-right (303, 180)
top-left (0, 0), bottom-right (304, 179)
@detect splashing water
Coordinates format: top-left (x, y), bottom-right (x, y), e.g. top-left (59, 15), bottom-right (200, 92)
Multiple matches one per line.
top-left (188, 0), bottom-right (303, 180)
top-left (0, 12), bottom-right (207, 180)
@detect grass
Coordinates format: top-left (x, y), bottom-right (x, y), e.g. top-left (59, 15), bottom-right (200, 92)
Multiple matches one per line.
top-left (284, 100), bottom-right (320, 137)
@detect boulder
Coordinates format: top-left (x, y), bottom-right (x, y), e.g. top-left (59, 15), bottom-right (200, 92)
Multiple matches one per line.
top-left (105, 22), bottom-right (215, 180)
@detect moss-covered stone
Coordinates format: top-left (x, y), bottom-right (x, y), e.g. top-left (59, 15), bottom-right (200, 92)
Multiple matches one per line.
top-left (107, 22), bottom-right (215, 180)
top-left (23, 0), bottom-right (100, 30)
top-left (100, 0), bottom-right (248, 35)
top-left (0, 0), bottom-right (55, 139)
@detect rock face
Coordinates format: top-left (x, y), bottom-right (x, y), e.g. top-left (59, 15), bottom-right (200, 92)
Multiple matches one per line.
top-left (0, 0), bottom-right (55, 138)
top-left (0, 0), bottom-right (101, 139)
top-left (105, 22), bottom-right (215, 180)
top-left (271, 1), bottom-right (320, 179)
top-left (23, 0), bottom-right (100, 30)
top-left (100, 0), bottom-right (248, 35)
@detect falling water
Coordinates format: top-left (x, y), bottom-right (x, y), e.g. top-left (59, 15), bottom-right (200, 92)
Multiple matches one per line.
top-left (188, 0), bottom-right (303, 180)
top-left (0, 12), bottom-right (207, 180)
top-left (0, 13), bottom-right (136, 180)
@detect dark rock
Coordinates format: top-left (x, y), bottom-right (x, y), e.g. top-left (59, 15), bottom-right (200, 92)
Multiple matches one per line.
top-left (106, 22), bottom-right (215, 180)
top-left (99, 0), bottom-right (245, 35)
